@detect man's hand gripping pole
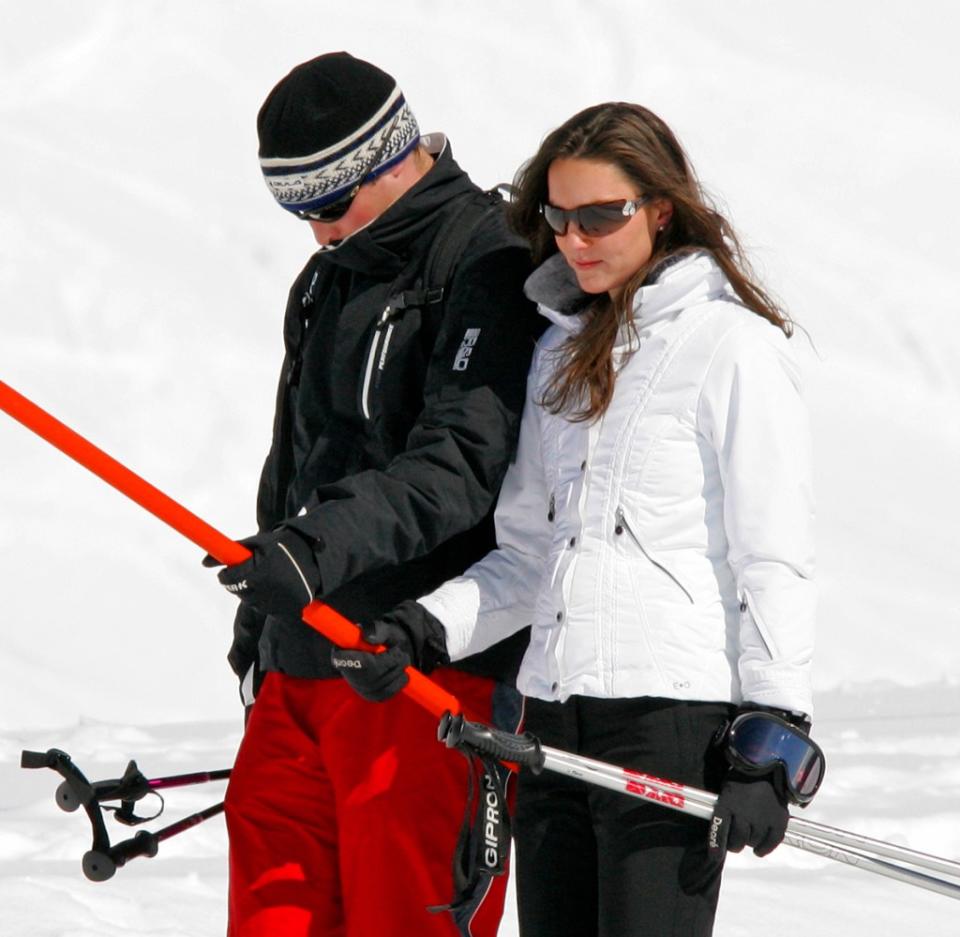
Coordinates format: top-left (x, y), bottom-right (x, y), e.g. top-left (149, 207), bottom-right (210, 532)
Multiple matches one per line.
top-left (0, 379), bottom-right (461, 718)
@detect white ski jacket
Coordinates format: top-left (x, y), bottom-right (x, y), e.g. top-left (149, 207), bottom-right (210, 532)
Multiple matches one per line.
top-left (420, 250), bottom-right (815, 715)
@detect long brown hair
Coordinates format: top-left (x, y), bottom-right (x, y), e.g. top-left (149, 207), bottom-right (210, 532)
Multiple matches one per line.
top-left (510, 102), bottom-right (791, 422)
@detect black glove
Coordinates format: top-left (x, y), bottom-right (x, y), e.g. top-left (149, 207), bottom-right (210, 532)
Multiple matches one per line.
top-left (331, 600), bottom-right (449, 703)
top-left (204, 527), bottom-right (320, 620)
top-left (227, 604), bottom-right (266, 682)
top-left (707, 771), bottom-right (789, 860)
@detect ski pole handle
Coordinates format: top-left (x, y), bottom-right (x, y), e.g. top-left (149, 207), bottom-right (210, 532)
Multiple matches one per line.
top-left (438, 712), bottom-right (543, 769)
top-left (83, 830), bottom-right (159, 882)
top-left (0, 379), bottom-right (461, 719)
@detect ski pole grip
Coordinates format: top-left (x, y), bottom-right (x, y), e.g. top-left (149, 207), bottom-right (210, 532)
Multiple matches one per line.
top-left (20, 747), bottom-right (97, 807)
top-left (20, 749), bottom-right (55, 770)
top-left (438, 712), bottom-right (544, 770)
top-left (83, 830), bottom-right (159, 882)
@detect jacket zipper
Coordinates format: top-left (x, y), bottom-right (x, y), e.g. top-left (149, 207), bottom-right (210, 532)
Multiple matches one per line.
top-left (361, 305), bottom-right (397, 420)
top-left (614, 506), bottom-right (694, 604)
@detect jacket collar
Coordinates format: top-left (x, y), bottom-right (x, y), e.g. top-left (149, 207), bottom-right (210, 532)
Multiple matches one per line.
top-left (527, 250), bottom-right (735, 335)
top-left (315, 135), bottom-right (477, 276)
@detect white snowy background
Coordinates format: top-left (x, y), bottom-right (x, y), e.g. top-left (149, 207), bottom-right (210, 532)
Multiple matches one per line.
top-left (2, 1), bottom-right (959, 934)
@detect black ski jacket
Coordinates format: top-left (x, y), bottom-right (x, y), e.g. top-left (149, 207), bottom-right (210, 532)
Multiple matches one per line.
top-left (229, 139), bottom-right (543, 682)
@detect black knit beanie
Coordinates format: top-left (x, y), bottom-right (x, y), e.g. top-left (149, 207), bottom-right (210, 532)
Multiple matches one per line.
top-left (257, 52), bottom-right (421, 215)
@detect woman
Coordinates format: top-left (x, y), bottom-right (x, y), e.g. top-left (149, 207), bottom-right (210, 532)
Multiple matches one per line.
top-left (334, 102), bottom-right (819, 936)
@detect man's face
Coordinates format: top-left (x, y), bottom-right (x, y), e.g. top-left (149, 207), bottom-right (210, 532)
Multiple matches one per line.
top-left (306, 172), bottom-right (403, 248)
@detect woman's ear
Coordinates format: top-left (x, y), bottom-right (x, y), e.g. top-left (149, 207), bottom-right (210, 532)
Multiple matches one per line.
top-left (653, 198), bottom-right (674, 230)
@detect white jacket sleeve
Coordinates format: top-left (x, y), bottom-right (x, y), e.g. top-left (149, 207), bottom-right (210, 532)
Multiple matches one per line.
top-left (419, 361), bottom-right (551, 661)
top-left (698, 318), bottom-right (816, 715)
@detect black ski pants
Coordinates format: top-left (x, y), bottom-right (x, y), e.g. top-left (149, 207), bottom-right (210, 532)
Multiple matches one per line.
top-left (515, 695), bottom-right (734, 937)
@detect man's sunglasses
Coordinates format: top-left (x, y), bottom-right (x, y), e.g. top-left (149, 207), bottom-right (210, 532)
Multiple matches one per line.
top-left (540, 196), bottom-right (650, 238)
top-left (296, 115), bottom-right (400, 224)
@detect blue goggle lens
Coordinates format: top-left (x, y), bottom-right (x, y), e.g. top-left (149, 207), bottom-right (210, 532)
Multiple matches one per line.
top-left (727, 712), bottom-right (825, 805)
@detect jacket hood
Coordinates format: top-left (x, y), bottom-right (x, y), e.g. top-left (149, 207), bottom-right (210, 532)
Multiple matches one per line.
top-left (527, 250), bottom-right (737, 336)
top-left (315, 134), bottom-right (477, 276)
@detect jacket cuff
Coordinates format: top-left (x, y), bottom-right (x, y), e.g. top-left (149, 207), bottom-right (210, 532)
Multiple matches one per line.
top-left (738, 701), bottom-right (812, 733)
top-left (418, 581), bottom-right (481, 660)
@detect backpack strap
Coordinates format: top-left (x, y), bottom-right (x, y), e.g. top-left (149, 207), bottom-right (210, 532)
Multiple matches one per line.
top-left (392, 188), bottom-right (505, 314)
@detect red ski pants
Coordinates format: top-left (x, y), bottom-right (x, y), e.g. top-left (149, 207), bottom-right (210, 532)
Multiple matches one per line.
top-left (225, 670), bottom-right (510, 937)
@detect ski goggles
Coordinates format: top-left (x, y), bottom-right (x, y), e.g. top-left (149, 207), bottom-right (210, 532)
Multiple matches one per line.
top-left (540, 196), bottom-right (650, 238)
top-left (724, 711), bottom-right (825, 806)
top-left (296, 115), bottom-right (400, 224)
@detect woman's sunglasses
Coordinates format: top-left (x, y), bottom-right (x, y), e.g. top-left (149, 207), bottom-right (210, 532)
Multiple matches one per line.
top-left (540, 196), bottom-right (650, 238)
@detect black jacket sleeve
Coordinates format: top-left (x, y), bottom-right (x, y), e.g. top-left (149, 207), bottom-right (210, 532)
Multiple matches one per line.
top-left (284, 233), bottom-right (542, 592)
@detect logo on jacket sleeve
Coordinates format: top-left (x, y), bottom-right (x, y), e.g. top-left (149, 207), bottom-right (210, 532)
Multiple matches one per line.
top-left (453, 328), bottom-right (481, 371)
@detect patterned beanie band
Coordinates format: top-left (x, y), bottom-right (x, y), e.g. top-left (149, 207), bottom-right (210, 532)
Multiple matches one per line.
top-left (257, 52), bottom-right (421, 216)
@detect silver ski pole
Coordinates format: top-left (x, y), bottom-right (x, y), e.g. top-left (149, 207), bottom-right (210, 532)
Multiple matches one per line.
top-left (783, 829), bottom-right (960, 901)
top-left (438, 713), bottom-right (960, 899)
top-left (540, 746), bottom-right (960, 900)
top-left (789, 814), bottom-right (960, 882)
top-left (542, 745), bottom-right (960, 877)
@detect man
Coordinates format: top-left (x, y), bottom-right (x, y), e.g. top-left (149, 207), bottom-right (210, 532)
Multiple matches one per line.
top-left (211, 52), bottom-right (542, 936)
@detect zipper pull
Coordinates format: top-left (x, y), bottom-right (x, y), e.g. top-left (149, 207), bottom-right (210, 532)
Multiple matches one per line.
top-left (376, 304), bottom-right (393, 330)
top-left (614, 506), bottom-right (624, 535)
top-left (547, 493), bottom-right (556, 522)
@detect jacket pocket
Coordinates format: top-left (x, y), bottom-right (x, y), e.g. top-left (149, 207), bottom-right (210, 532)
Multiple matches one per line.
top-left (359, 304), bottom-right (400, 420)
top-left (739, 588), bottom-right (779, 659)
top-left (614, 506), bottom-right (694, 605)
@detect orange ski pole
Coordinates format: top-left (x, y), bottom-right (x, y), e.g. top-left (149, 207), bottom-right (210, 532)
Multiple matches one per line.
top-left (0, 379), bottom-right (461, 718)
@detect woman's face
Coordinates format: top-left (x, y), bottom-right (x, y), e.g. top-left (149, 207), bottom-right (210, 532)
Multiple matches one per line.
top-left (546, 157), bottom-right (671, 300)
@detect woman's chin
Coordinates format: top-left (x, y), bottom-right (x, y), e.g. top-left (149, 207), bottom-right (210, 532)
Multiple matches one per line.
top-left (573, 271), bottom-right (609, 295)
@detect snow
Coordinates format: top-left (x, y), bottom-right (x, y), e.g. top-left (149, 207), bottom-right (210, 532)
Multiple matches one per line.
top-left (1, 1), bottom-right (958, 934)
